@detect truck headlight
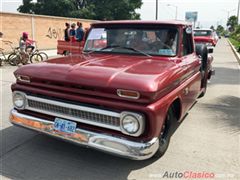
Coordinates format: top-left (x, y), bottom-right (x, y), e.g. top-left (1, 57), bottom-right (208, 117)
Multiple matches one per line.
top-left (13, 91), bottom-right (26, 109)
top-left (120, 112), bottom-right (145, 136)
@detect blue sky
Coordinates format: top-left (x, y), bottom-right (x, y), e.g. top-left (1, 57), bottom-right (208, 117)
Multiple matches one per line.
top-left (1, 0), bottom-right (239, 28)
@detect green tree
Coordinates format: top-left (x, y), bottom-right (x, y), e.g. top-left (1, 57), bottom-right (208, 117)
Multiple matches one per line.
top-left (87, 0), bottom-right (142, 20)
top-left (227, 15), bottom-right (238, 32)
top-left (17, 0), bottom-right (142, 20)
top-left (17, 0), bottom-right (35, 13)
top-left (210, 25), bottom-right (215, 31)
top-left (216, 25), bottom-right (224, 34)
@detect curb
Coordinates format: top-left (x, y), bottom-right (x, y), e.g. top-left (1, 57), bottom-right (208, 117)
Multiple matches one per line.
top-left (228, 39), bottom-right (240, 65)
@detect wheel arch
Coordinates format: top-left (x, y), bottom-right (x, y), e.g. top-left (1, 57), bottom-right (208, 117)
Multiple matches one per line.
top-left (167, 97), bottom-right (182, 121)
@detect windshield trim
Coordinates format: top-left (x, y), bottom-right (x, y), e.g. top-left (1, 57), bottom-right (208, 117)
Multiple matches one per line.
top-left (83, 49), bottom-right (178, 58)
top-left (83, 25), bottom-right (180, 57)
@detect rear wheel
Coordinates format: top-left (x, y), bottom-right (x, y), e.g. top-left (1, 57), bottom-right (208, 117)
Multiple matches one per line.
top-left (8, 53), bottom-right (20, 66)
top-left (30, 53), bottom-right (43, 63)
top-left (63, 51), bottom-right (70, 56)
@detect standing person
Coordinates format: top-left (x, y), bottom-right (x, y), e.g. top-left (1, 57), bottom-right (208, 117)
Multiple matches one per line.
top-left (64, 23), bottom-right (70, 41)
top-left (76, 22), bottom-right (85, 42)
top-left (0, 32), bottom-right (3, 40)
top-left (0, 32), bottom-right (3, 66)
top-left (69, 23), bottom-right (76, 42)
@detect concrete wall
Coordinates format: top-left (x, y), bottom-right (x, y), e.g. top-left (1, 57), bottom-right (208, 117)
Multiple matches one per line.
top-left (0, 12), bottom-right (97, 52)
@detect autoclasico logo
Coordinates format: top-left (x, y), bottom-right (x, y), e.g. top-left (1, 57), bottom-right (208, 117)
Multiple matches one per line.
top-left (149, 171), bottom-right (215, 179)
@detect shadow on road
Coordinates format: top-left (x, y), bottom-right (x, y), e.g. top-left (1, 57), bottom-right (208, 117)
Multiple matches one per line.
top-left (0, 126), bottom-right (159, 180)
top-left (200, 95), bottom-right (240, 135)
top-left (209, 67), bottom-right (240, 85)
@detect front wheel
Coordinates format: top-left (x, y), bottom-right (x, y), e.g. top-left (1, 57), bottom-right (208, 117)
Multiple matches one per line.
top-left (30, 53), bottom-right (43, 63)
top-left (154, 107), bottom-right (176, 158)
top-left (38, 52), bottom-right (48, 61)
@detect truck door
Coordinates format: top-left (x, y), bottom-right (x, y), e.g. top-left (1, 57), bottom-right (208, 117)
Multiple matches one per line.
top-left (180, 27), bottom-right (202, 113)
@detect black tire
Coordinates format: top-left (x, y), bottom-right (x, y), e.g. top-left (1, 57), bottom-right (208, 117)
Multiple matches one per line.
top-left (153, 107), bottom-right (176, 158)
top-left (63, 51), bottom-right (70, 56)
top-left (195, 44), bottom-right (208, 98)
top-left (8, 53), bottom-right (20, 66)
top-left (30, 53), bottom-right (43, 63)
top-left (38, 52), bottom-right (48, 61)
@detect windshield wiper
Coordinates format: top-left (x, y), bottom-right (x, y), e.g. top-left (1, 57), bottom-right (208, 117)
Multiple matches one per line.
top-left (83, 45), bottom-right (122, 55)
top-left (100, 45), bottom-right (152, 57)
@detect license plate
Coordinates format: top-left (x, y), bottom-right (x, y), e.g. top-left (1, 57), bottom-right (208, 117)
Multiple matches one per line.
top-left (54, 118), bottom-right (77, 134)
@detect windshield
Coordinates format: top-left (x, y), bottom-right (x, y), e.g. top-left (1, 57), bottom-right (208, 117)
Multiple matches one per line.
top-left (194, 30), bottom-right (212, 37)
top-left (84, 27), bottom-right (179, 56)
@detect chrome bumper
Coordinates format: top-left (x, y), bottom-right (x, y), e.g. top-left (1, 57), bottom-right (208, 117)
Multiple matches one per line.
top-left (9, 109), bottom-right (159, 160)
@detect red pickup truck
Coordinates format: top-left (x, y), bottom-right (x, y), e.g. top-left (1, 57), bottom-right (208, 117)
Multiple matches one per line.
top-left (194, 29), bottom-right (218, 52)
top-left (57, 40), bottom-right (84, 55)
top-left (10, 20), bottom-right (214, 160)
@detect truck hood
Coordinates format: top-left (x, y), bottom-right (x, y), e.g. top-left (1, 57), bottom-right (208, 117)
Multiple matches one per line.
top-left (14, 54), bottom-right (180, 92)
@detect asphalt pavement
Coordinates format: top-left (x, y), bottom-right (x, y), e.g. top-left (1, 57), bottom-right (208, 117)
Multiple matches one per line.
top-left (0, 38), bottom-right (239, 180)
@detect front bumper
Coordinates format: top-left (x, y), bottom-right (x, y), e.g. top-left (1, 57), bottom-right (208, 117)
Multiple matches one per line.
top-left (9, 109), bottom-right (159, 160)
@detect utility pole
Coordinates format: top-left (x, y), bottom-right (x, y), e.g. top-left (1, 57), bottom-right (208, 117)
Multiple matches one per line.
top-left (156, 0), bottom-right (158, 20)
top-left (167, 4), bottom-right (178, 20)
top-left (237, 0), bottom-right (240, 24)
top-left (222, 9), bottom-right (236, 29)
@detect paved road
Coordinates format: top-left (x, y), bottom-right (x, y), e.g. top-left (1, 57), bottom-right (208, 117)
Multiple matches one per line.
top-left (0, 38), bottom-right (239, 180)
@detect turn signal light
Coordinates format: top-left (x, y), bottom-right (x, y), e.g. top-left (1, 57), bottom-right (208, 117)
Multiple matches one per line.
top-left (16, 75), bottom-right (31, 83)
top-left (117, 89), bottom-right (140, 99)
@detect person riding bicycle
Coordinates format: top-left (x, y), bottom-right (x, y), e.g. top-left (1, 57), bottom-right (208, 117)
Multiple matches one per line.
top-left (19, 32), bottom-right (35, 64)
top-left (20, 32), bottom-right (35, 52)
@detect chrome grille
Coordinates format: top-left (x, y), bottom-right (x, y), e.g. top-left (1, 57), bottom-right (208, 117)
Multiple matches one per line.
top-left (25, 95), bottom-right (121, 131)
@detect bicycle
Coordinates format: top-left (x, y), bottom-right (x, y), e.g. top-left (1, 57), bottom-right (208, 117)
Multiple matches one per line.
top-left (29, 42), bottom-right (48, 63)
top-left (0, 41), bottom-right (21, 66)
top-left (6, 41), bottom-right (36, 66)
top-left (1, 40), bottom-right (32, 66)
top-left (2, 41), bottom-right (49, 66)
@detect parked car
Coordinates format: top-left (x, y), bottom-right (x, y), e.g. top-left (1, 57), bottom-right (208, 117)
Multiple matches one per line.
top-left (10, 20), bottom-right (214, 160)
top-left (194, 29), bottom-right (218, 52)
top-left (224, 33), bottom-right (230, 38)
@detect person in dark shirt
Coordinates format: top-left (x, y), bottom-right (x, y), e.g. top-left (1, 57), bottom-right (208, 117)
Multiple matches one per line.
top-left (64, 23), bottom-right (70, 41)
top-left (76, 22), bottom-right (85, 42)
top-left (69, 23), bottom-right (76, 42)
